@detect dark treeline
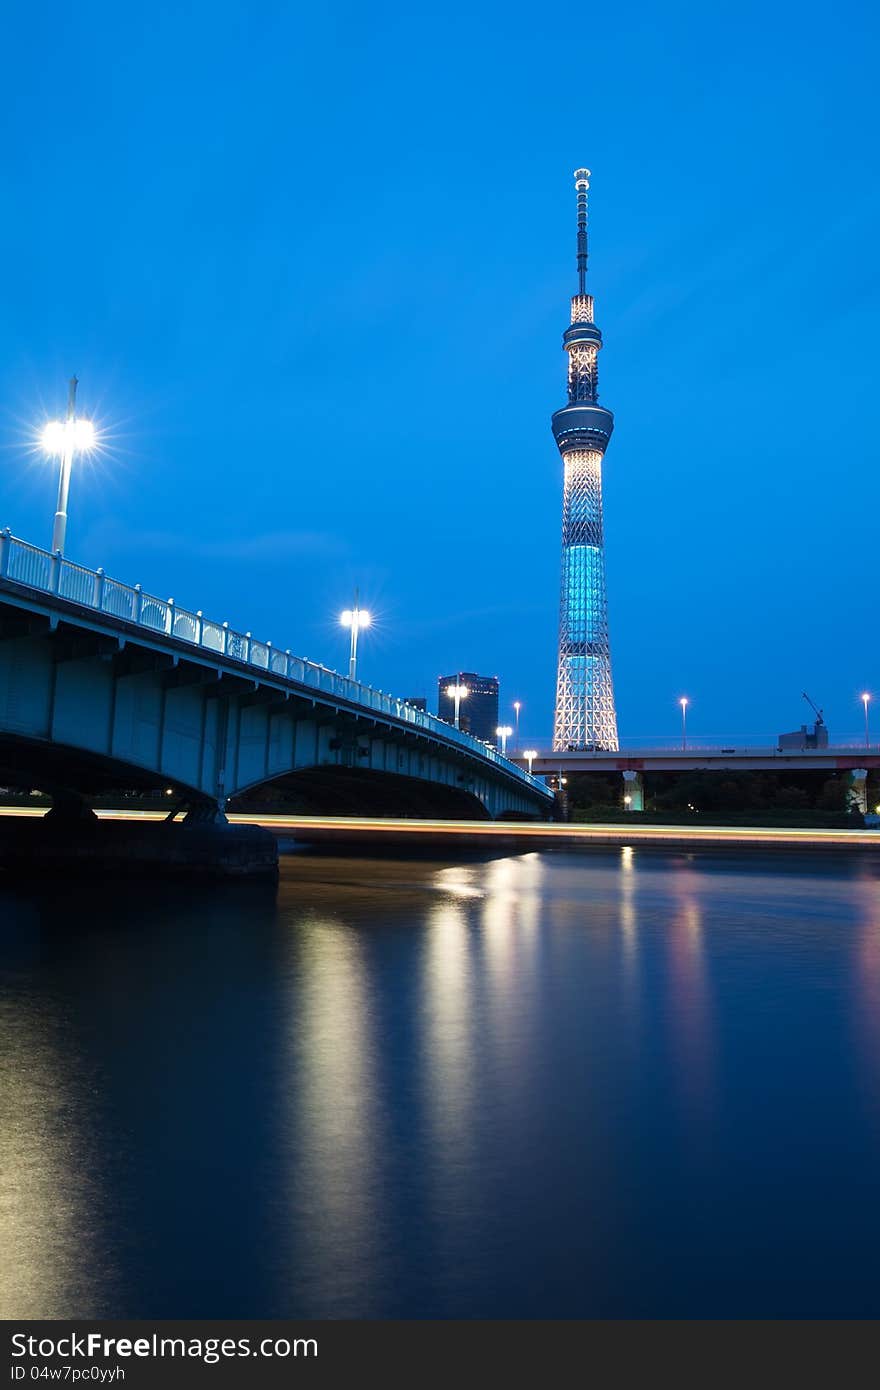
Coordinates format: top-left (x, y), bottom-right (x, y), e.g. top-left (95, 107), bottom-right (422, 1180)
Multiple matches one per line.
top-left (567, 769), bottom-right (878, 826)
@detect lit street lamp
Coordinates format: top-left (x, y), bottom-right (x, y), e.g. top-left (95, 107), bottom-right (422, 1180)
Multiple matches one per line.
top-left (496, 724), bottom-right (513, 756)
top-left (862, 692), bottom-right (872, 750)
top-left (42, 376), bottom-right (96, 555)
top-left (679, 696), bottom-right (689, 751)
top-left (446, 681), bottom-right (468, 729)
top-left (340, 591), bottom-right (371, 682)
top-left (523, 748), bottom-right (538, 776)
top-left (513, 700), bottom-right (522, 751)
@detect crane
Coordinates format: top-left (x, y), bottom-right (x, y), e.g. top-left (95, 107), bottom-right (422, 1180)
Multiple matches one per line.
top-left (802, 692), bottom-right (825, 727)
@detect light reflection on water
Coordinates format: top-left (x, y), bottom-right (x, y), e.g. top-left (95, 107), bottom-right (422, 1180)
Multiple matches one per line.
top-left (0, 995), bottom-right (113, 1317)
top-left (1, 848), bottom-right (880, 1317)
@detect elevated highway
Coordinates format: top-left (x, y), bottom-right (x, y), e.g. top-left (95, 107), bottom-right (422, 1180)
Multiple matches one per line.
top-left (515, 746), bottom-right (878, 815)
top-left (520, 748), bottom-right (880, 773)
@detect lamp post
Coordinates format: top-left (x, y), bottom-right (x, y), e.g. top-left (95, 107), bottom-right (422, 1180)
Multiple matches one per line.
top-left (340, 591), bottom-right (371, 682)
top-left (42, 376), bottom-right (96, 556)
top-left (496, 724), bottom-right (513, 756)
top-left (523, 749), bottom-right (538, 776)
top-left (446, 681), bottom-right (468, 729)
top-left (862, 692), bottom-right (872, 750)
top-left (513, 700), bottom-right (522, 751)
top-left (679, 696), bottom-right (689, 751)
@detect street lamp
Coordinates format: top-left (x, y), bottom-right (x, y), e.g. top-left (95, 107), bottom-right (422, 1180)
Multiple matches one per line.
top-left (446, 682), bottom-right (468, 729)
top-left (41, 376), bottom-right (96, 555)
top-left (862, 692), bottom-right (872, 750)
top-left (624, 794), bottom-right (633, 811)
top-left (513, 700), bottom-right (522, 751)
top-left (339, 591), bottom-right (371, 682)
top-left (496, 724), bottom-right (513, 756)
top-left (523, 748), bottom-right (538, 776)
top-left (679, 696), bottom-right (689, 751)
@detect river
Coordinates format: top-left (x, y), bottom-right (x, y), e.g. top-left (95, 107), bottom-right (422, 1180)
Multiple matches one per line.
top-left (2, 846), bottom-right (879, 1318)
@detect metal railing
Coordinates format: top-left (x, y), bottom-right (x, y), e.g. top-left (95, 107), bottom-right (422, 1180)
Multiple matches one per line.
top-left (0, 529), bottom-right (552, 799)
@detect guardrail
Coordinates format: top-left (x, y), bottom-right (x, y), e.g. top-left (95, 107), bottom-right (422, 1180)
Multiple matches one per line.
top-left (0, 530), bottom-right (552, 799)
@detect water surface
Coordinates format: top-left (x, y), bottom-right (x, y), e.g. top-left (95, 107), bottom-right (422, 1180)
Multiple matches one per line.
top-left (2, 847), bottom-right (880, 1317)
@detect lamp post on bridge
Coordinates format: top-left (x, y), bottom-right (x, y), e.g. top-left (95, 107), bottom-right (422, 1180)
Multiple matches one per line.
top-left (679, 696), bottom-right (689, 752)
top-left (523, 749), bottom-right (538, 776)
top-left (513, 701), bottom-right (522, 751)
top-left (340, 591), bottom-right (371, 683)
top-left (41, 377), bottom-right (96, 556)
top-left (496, 724), bottom-right (513, 757)
top-left (863, 692), bottom-right (872, 750)
top-left (446, 681), bottom-right (468, 730)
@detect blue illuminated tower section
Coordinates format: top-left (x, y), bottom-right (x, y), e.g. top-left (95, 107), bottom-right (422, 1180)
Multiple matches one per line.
top-left (551, 168), bottom-right (619, 751)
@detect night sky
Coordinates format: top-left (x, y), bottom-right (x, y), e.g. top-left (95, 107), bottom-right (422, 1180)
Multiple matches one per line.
top-left (1, 1), bottom-right (876, 746)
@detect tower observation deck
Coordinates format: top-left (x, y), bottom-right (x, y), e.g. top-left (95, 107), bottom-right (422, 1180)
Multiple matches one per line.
top-left (551, 168), bottom-right (619, 751)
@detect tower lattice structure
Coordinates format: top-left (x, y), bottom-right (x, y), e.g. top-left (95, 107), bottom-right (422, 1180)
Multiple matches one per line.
top-left (551, 169), bottom-right (619, 751)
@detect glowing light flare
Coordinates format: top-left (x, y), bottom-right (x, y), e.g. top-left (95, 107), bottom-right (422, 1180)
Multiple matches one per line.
top-left (40, 422), bottom-right (66, 455)
top-left (40, 418), bottom-right (97, 456)
top-left (74, 419), bottom-right (96, 450)
top-left (446, 684), bottom-right (468, 700)
top-left (340, 608), bottom-right (371, 629)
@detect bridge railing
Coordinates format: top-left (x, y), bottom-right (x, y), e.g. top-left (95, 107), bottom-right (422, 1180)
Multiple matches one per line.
top-left (0, 530), bottom-right (551, 799)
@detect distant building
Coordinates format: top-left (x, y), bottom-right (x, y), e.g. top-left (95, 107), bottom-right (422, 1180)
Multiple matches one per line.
top-left (438, 672), bottom-right (499, 744)
top-left (778, 721), bottom-right (829, 751)
top-left (405, 697), bottom-right (427, 712)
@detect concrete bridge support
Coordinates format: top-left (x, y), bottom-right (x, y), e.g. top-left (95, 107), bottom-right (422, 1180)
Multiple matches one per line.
top-left (622, 769), bottom-right (644, 811)
top-left (850, 769), bottom-right (869, 815)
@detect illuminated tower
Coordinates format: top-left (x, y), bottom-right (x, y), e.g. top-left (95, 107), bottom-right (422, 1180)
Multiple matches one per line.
top-left (551, 168), bottom-right (619, 751)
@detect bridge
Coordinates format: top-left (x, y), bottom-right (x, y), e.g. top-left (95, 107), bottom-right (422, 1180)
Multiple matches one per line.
top-left (0, 530), bottom-right (554, 826)
top-left (516, 748), bottom-right (879, 812)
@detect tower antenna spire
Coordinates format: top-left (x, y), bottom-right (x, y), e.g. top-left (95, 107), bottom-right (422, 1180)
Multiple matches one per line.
top-left (574, 168), bottom-right (590, 294)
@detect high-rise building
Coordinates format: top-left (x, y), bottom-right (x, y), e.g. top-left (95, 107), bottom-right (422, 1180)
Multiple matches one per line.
top-left (438, 672), bottom-right (499, 743)
top-left (551, 169), bottom-right (619, 751)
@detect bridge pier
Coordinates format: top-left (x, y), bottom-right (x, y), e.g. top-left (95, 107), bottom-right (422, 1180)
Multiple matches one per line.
top-left (182, 799), bottom-right (230, 826)
top-left (43, 789), bottom-right (99, 823)
top-left (622, 770), bottom-right (644, 812)
top-left (850, 769), bottom-right (869, 815)
top-left (0, 811), bottom-right (277, 879)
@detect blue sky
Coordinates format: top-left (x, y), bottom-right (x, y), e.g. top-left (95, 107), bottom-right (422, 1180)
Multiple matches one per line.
top-left (1, 0), bottom-right (877, 745)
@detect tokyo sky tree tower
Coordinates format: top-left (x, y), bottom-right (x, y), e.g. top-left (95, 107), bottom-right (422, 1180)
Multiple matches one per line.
top-left (551, 168), bottom-right (619, 751)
